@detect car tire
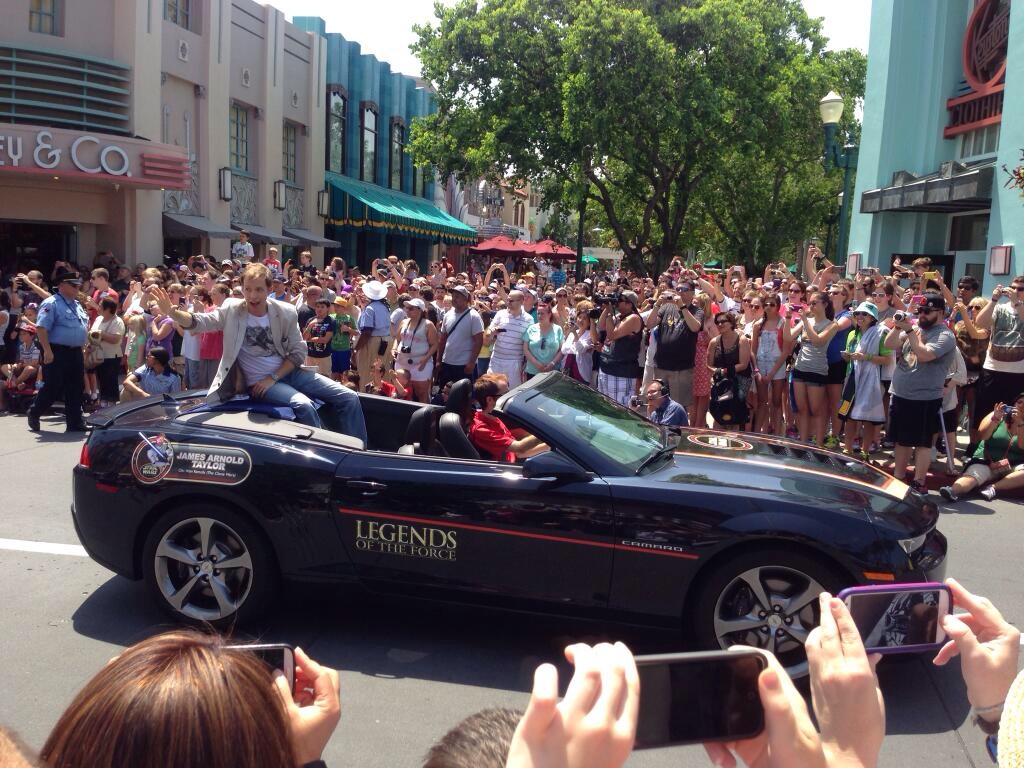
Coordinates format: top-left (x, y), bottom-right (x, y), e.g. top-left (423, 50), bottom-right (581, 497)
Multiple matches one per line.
top-left (142, 503), bottom-right (278, 630)
top-left (689, 546), bottom-right (847, 678)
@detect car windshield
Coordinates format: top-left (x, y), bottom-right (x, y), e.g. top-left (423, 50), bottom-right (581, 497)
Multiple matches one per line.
top-left (521, 377), bottom-right (666, 472)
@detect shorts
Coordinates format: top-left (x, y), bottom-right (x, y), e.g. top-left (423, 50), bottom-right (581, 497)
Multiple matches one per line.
top-left (331, 350), bottom-right (351, 373)
top-left (826, 360), bottom-right (847, 384)
top-left (792, 368), bottom-right (828, 386)
top-left (888, 395), bottom-right (942, 448)
top-left (962, 460), bottom-right (1024, 485)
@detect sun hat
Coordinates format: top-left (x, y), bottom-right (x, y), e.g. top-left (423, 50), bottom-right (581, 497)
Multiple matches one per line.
top-left (333, 296), bottom-right (350, 307)
top-left (852, 301), bottom-right (878, 321)
top-left (362, 280), bottom-right (388, 301)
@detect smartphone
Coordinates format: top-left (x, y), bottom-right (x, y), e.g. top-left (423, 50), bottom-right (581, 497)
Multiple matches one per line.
top-left (634, 650), bottom-right (767, 748)
top-left (922, 271), bottom-right (939, 281)
top-left (837, 583), bottom-right (951, 654)
top-left (858, 269), bottom-right (873, 277)
top-left (225, 643), bottom-right (296, 690)
top-left (910, 294), bottom-right (926, 307)
top-left (772, 278), bottom-right (782, 289)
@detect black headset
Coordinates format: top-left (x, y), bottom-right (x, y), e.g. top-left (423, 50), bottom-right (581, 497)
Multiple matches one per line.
top-left (652, 378), bottom-right (670, 397)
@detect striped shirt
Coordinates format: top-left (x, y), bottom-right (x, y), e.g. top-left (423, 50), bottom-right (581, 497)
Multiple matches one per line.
top-left (488, 309), bottom-right (532, 361)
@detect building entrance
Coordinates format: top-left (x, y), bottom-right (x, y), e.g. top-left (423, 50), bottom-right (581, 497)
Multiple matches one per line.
top-left (0, 221), bottom-right (77, 277)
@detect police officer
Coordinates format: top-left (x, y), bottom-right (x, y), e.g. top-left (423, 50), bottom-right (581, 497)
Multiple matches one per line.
top-left (28, 267), bottom-right (89, 432)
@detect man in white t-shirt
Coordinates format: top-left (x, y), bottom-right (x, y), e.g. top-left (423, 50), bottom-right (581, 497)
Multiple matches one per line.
top-left (436, 285), bottom-right (484, 388)
top-left (486, 290), bottom-right (532, 388)
top-left (148, 263), bottom-right (366, 443)
top-left (974, 276), bottom-right (1024, 431)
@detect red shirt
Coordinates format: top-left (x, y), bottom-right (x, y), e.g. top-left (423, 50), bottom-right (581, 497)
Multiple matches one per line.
top-left (468, 411), bottom-right (515, 463)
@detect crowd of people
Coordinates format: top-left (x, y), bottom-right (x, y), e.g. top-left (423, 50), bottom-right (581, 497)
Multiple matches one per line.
top-left (3, 241), bottom-right (1024, 499)
top-left (0, 577), bottom-right (1019, 767)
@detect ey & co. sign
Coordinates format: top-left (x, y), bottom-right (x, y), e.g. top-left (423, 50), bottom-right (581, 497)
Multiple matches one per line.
top-left (944, 0), bottom-right (1010, 139)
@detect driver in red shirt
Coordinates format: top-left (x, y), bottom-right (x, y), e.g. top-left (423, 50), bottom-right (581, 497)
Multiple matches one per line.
top-left (468, 374), bottom-right (548, 463)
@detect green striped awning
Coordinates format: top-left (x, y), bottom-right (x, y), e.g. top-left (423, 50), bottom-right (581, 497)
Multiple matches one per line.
top-left (325, 172), bottom-right (477, 244)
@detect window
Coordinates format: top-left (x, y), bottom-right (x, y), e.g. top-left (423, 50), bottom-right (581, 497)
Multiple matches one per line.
top-left (412, 164), bottom-right (418, 197)
top-left (29, 0), bottom-right (59, 35)
top-left (958, 124), bottom-right (1000, 159)
top-left (420, 165), bottom-right (429, 198)
top-left (513, 201), bottom-right (525, 227)
top-left (282, 122), bottom-right (297, 183)
top-left (164, 0), bottom-right (190, 30)
top-left (389, 120), bottom-right (405, 190)
top-left (229, 103), bottom-right (249, 172)
top-left (327, 89), bottom-right (346, 174)
top-left (360, 104), bottom-right (377, 182)
top-left (948, 213), bottom-right (989, 251)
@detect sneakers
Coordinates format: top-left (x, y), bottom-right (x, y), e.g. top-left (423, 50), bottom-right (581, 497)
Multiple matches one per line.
top-left (939, 486), bottom-right (959, 503)
top-left (980, 486), bottom-right (997, 501)
top-left (785, 426), bottom-right (798, 440)
top-left (910, 480), bottom-right (929, 495)
top-left (852, 437), bottom-right (862, 451)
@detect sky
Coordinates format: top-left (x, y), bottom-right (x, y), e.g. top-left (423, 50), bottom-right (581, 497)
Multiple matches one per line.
top-left (274, 0), bottom-right (874, 79)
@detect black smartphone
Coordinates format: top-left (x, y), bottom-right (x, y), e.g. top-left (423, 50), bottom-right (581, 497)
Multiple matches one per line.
top-left (226, 643), bottom-right (296, 691)
top-left (634, 650), bottom-right (767, 748)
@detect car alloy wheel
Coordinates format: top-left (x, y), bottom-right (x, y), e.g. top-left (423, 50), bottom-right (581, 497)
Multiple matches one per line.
top-left (712, 565), bottom-right (825, 678)
top-left (153, 516), bottom-right (254, 623)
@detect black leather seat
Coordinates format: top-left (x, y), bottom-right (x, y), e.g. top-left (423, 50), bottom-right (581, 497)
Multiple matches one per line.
top-left (398, 405), bottom-right (442, 456)
top-left (438, 412), bottom-right (480, 459)
top-left (445, 378), bottom-right (474, 422)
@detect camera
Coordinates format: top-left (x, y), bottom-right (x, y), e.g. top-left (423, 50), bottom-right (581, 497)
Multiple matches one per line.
top-left (893, 311), bottom-right (908, 323)
top-left (629, 395), bottom-right (646, 407)
top-left (399, 343), bottom-right (412, 354)
top-left (594, 292), bottom-right (621, 306)
top-left (813, 254), bottom-right (826, 270)
top-left (1002, 405), bottom-right (1014, 416)
top-left (588, 307), bottom-right (603, 320)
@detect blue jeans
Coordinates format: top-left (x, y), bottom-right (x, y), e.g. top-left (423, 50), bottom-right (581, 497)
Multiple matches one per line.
top-left (262, 368), bottom-right (367, 444)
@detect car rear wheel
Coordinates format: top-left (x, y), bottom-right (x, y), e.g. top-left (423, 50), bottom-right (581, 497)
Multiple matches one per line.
top-left (690, 547), bottom-right (846, 678)
top-left (142, 504), bottom-right (278, 629)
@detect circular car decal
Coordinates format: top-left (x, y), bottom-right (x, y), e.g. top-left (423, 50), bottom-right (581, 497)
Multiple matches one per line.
top-left (131, 433), bottom-right (175, 484)
top-left (686, 433), bottom-right (754, 451)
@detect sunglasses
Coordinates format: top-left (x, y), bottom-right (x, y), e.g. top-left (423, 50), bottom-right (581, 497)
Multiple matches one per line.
top-left (871, 292), bottom-right (885, 298)
top-left (750, 304), bottom-right (763, 310)
top-left (916, 307), bottom-right (938, 315)
top-left (853, 312), bottom-right (871, 318)
top-left (1015, 286), bottom-right (1024, 293)
top-left (715, 319), bottom-right (732, 326)
top-left (789, 287), bottom-right (804, 294)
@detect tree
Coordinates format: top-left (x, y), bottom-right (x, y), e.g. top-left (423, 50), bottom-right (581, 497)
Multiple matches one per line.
top-left (411, 0), bottom-right (861, 276)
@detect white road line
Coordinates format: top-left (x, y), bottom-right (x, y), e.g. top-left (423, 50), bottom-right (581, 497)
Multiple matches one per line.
top-left (0, 538), bottom-right (88, 557)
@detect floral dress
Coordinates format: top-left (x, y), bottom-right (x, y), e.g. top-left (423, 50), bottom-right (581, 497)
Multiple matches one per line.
top-left (693, 328), bottom-right (712, 398)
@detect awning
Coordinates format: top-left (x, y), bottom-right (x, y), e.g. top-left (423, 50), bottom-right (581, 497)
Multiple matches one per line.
top-left (861, 163), bottom-right (994, 214)
top-left (326, 172), bottom-right (477, 244)
top-left (283, 227), bottom-right (341, 248)
top-left (163, 213), bottom-right (236, 239)
top-left (231, 224), bottom-right (300, 246)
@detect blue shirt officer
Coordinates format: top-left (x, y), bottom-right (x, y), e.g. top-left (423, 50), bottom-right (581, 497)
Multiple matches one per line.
top-left (645, 378), bottom-right (688, 427)
top-left (28, 268), bottom-right (90, 432)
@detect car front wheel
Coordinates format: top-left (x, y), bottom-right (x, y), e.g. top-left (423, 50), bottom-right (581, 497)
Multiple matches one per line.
top-left (142, 504), bottom-right (277, 629)
top-left (691, 546), bottom-right (846, 678)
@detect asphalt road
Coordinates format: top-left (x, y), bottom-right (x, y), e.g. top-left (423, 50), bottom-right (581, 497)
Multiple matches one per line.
top-left (0, 410), bottom-right (1020, 767)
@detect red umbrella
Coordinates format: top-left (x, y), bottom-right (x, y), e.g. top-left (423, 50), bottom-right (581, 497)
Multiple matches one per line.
top-left (529, 239), bottom-right (578, 260)
top-left (469, 235), bottom-right (532, 255)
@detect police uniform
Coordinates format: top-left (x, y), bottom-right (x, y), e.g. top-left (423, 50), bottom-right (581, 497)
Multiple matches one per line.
top-left (28, 271), bottom-right (89, 431)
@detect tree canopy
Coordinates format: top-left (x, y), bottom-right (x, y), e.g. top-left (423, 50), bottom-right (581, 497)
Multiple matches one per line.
top-left (411, 0), bottom-right (865, 274)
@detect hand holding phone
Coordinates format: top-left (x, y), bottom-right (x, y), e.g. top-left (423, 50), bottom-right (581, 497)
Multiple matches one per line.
top-left (271, 646), bottom-right (341, 766)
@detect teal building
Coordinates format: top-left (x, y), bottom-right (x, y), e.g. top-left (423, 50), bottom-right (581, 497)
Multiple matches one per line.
top-left (293, 17), bottom-right (474, 268)
top-left (849, 0), bottom-right (1023, 291)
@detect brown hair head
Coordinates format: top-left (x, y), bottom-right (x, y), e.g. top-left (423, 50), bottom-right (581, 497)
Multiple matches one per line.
top-left (422, 707), bottom-right (522, 768)
top-left (241, 262), bottom-right (273, 288)
top-left (41, 630), bottom-right (294, 768)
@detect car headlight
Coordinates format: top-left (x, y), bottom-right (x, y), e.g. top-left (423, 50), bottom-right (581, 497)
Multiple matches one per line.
top-left (897, 532), bottom-right (927, 555)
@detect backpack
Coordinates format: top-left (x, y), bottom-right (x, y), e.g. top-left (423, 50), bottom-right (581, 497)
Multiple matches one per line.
top-left (709, 369), bottom-right (749, 427)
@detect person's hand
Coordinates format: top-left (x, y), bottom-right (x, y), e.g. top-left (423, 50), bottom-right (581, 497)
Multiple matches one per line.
top-left (42, 347), bottom-right (54, 365)
top-left (273, 646), bottom-right (341, 766)
top-left (505, 642), bottom-right (638, 768)
top-left (417, 358), bottom-right (427, 372)
top-left (806, 593), bottom-right (885, 768)
top-left (146, 285), bottom-right (174, 316)
top-left (933, 577), bottom-right (1021, 719)
top-left (704, 648), bottom-right (828, 768)
top-left (251, 376), bottom-right (276, 399)
top-left (993, 285), bottom-right (1005, 302)
top-left (992, 402), bottom-right (1007, 422)
top-left (953, 302), bottom-right (967, 317)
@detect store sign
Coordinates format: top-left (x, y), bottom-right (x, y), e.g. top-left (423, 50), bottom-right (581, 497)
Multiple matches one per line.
top-left (0, 123), bottom-right (189, 189)
top-left (945, 0), bottom-right (1010, 139)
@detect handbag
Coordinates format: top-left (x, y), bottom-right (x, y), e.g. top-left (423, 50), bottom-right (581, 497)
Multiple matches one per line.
top-left (83, 340), bottom-right (105, 370)
top-left (709, 370), bottom-right (748, 426)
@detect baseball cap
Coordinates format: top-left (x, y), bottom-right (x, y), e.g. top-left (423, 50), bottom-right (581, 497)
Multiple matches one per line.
top-left (920, 292), bottom-right (945, 313)
top-left (619, 290), bottom-right (640, 308)
top-left (404, 297), bottom-right (427, 311)
top-left (450, 285), bottom-right (470, 299)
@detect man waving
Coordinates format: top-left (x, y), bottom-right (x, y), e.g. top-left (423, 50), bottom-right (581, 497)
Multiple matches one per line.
top-left (148, 263), bottom-right (366, 443)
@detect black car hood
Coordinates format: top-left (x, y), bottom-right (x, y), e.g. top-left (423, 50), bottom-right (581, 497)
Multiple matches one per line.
top-left (652, 428), bottom-right (936, 534)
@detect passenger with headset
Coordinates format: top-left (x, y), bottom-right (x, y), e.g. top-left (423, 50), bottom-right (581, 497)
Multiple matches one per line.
top-left (643, 378), bottom-right (688, 427)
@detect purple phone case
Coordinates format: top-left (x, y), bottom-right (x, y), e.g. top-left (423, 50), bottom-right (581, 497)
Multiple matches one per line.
top-left (837, 583), bottom-right (951, 654)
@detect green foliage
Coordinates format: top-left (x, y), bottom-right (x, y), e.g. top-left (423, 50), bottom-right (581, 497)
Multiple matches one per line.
top-left (411, 0), bottom-right (866, 275)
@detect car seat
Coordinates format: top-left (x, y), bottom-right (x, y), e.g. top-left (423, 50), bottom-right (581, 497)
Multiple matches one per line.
top-left (437, 412), bottom-right (480, 459)
top-left (398, 405), bottom-right (444, 456)
top-left (445, 378), bottom-right (474, 423)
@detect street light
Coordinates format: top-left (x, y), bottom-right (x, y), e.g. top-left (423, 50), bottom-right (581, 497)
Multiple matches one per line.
top-left (819, 91), bottom-right (858, 269)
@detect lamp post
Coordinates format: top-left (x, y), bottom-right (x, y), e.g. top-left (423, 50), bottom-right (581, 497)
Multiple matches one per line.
top-left (819, 91), bottom-right (859, 269)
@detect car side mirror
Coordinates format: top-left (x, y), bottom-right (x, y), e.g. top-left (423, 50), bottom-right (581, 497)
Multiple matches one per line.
top-left (521, 452), bottom-right (591, 483)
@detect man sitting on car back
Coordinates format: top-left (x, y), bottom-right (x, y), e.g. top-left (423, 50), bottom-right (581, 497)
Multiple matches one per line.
top-left (147, 264), bottom-right (367, 444)
top-left (468, 374), bottom-right (548, 463)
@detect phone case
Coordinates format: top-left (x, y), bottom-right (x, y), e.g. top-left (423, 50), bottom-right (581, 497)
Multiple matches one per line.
top-left (837, 583), bottom-right (951, 654)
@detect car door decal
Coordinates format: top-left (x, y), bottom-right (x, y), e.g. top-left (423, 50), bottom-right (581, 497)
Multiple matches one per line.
top-left (338, 508), bottom-right (699, 560)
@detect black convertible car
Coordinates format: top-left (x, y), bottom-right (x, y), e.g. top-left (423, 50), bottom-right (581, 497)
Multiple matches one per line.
top-left (73, 373), bottom-right (946, 673)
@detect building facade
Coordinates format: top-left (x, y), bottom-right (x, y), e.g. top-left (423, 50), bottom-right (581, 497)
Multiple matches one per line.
top-left (293, 16), bottom-right (475, 270)
top-left (849, 0), bottom-right (1023, 290)
top-left (0, 0), bottom-right (332, 275)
